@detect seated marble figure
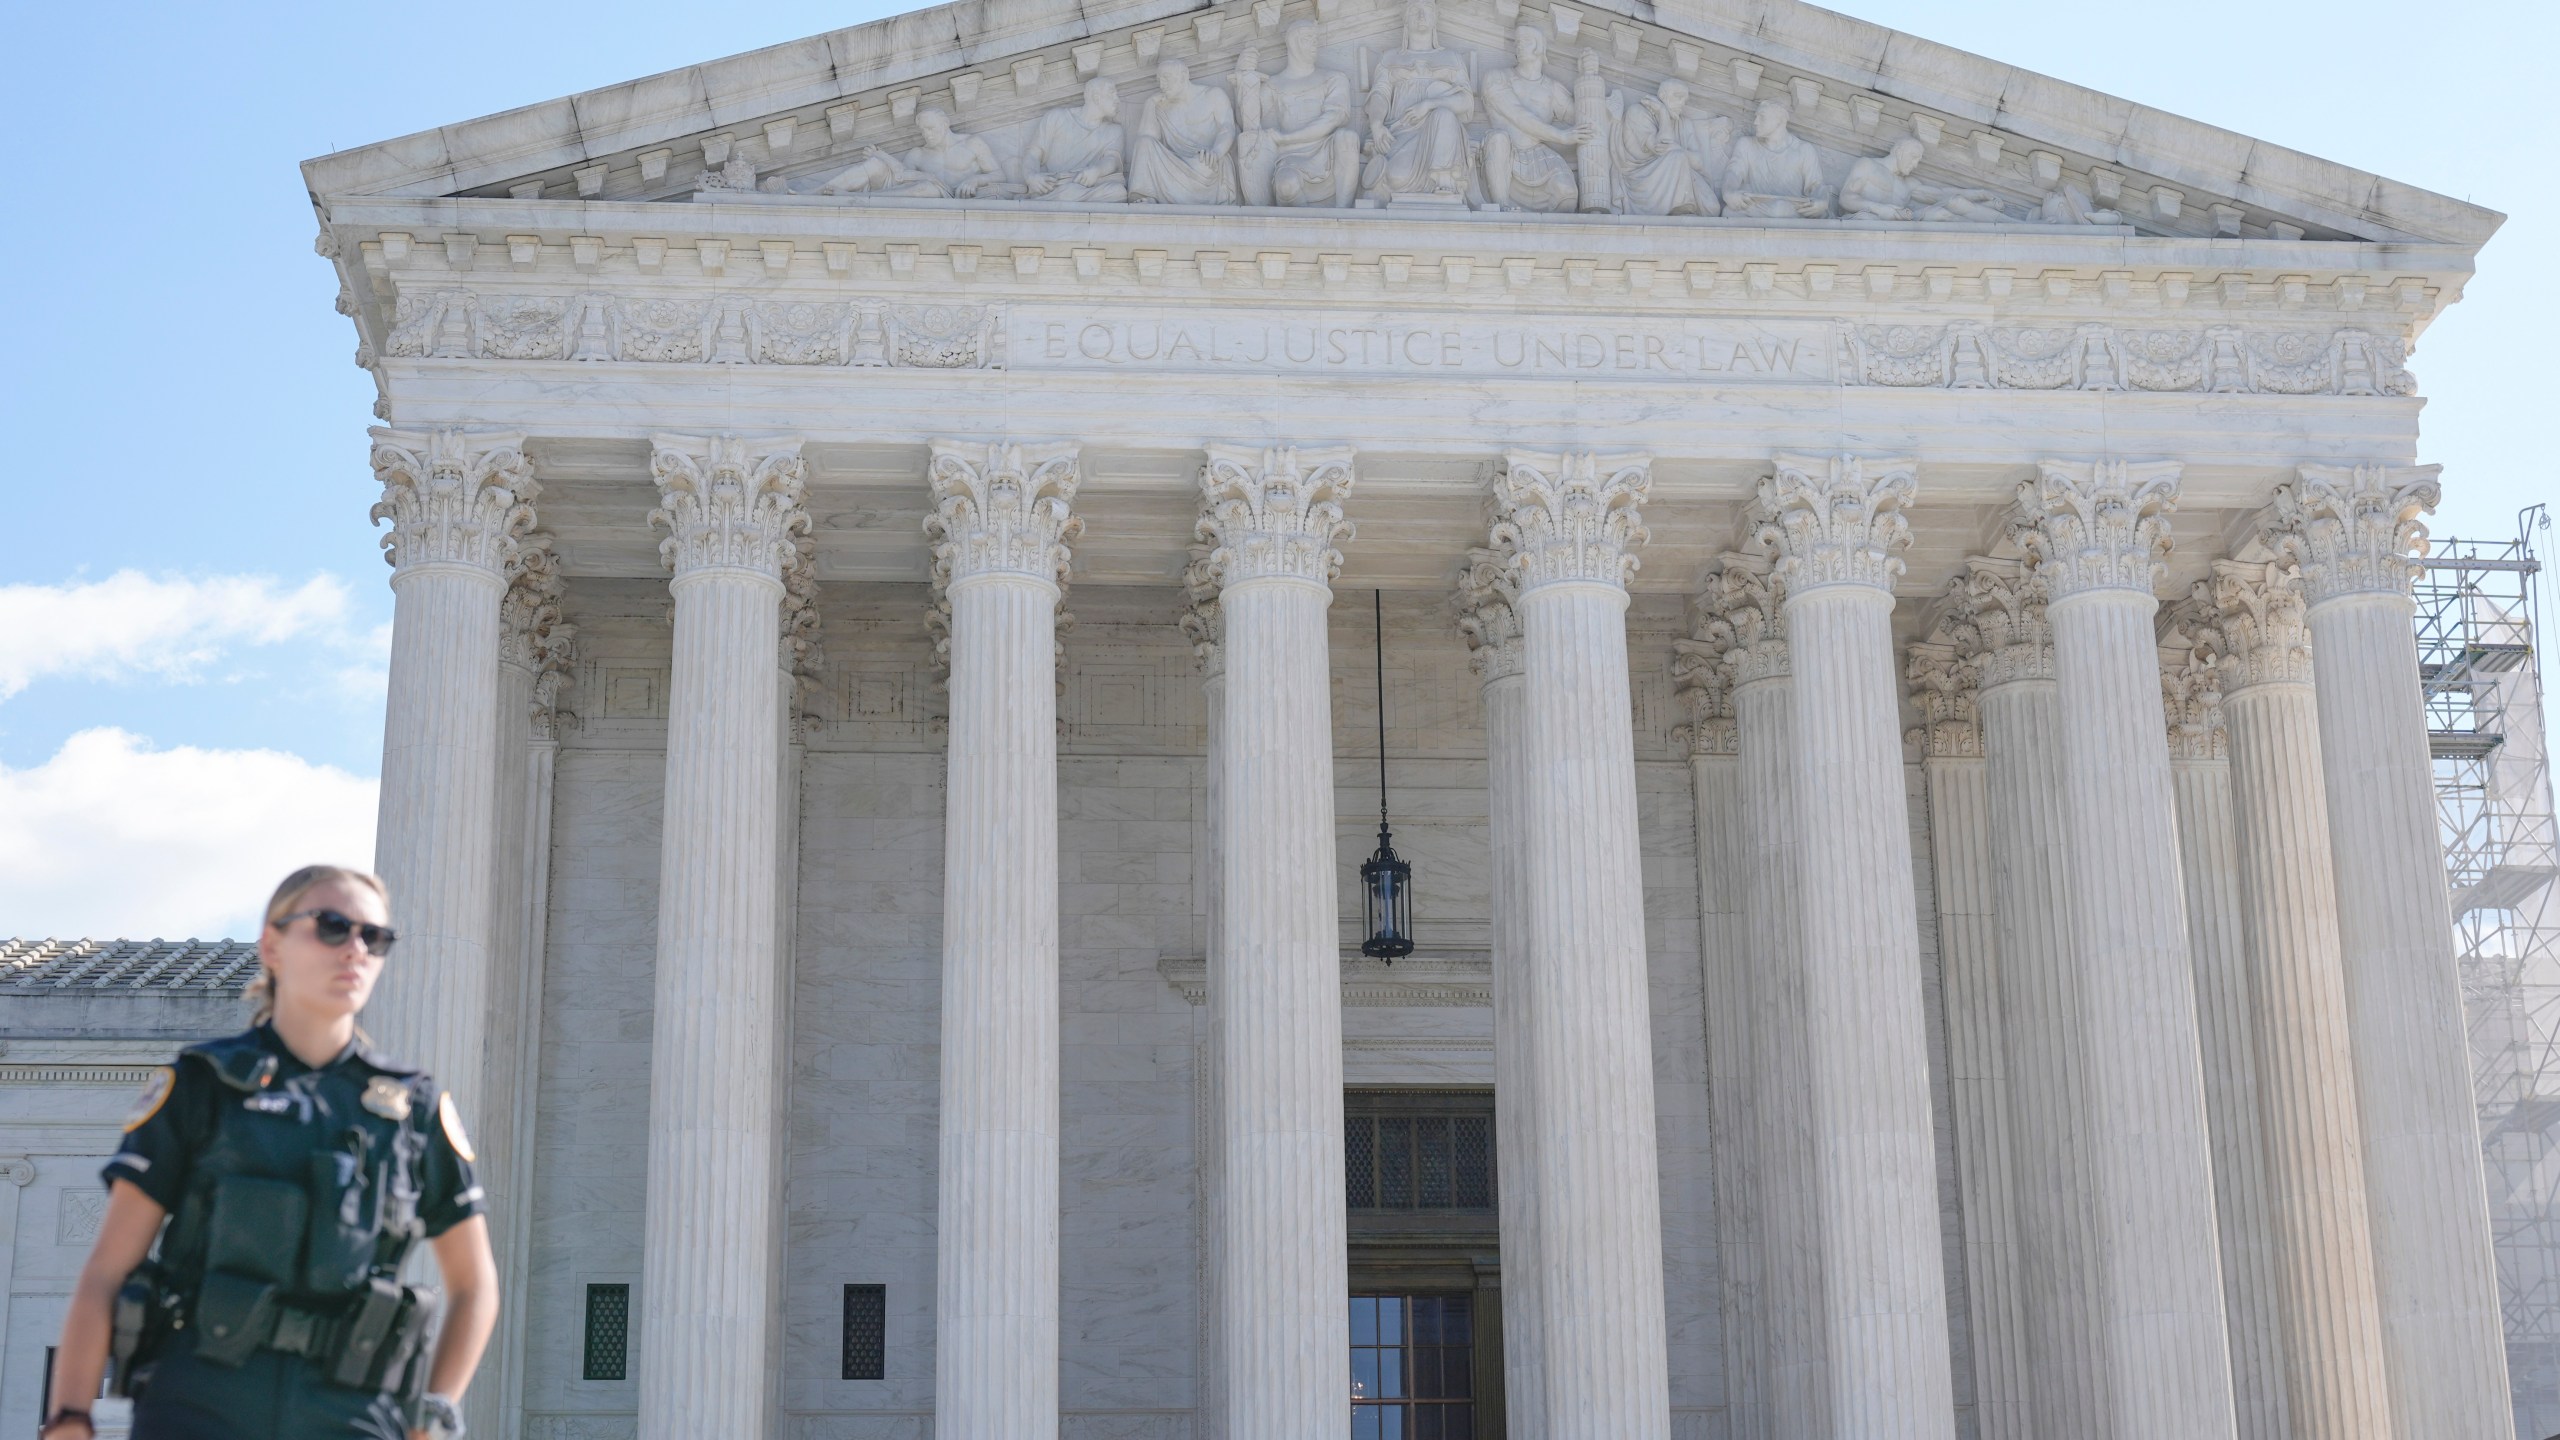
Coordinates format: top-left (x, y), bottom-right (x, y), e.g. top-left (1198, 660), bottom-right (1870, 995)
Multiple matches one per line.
top-left (1609, 78), bottom-right (1720, 217)
top-left (1361, 0), bottom-right (1476, 202)
top-left (783, 108), bottom-right (1022, 198)
top-left (1838, 137), bottom-right (2013, 222)
top-left (1479, 25), bottom-right (1590, 213)
top-left (1130, 58), bottom-right (1241, 205)
top-left (1022, 79), bottom-right (1130, 203)
top-left (1722, 96), bottom-right (1831, 218)
top-left (1237, 24), bottom-right (1362, 209)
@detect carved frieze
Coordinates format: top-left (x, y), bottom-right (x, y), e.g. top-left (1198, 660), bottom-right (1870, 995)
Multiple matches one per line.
top-left (1840, 322), bottom-right (2412, 397)
top-left (386, 291), bottom-right (1005, 370)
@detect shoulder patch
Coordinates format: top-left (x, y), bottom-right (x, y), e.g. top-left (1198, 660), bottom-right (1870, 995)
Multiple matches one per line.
top-left (439, 1092), bottom-right (476, 1163)
top-left (122, 1067), bottom-right (175, 1132)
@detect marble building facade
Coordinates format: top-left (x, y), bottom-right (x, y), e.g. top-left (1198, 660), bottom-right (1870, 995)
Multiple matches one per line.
top-left (0, 0), bottom-right (2523, 1436)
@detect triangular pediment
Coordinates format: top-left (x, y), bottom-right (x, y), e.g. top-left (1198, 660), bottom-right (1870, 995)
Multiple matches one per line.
top-left (302, 0), bottom-right (2497, 250)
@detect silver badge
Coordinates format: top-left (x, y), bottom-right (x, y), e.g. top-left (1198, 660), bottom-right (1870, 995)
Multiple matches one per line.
top-left (362, 1076), bottom-right (413, 1122)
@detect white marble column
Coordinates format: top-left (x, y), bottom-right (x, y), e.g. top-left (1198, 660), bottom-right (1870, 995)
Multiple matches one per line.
top-left (1458, 548), bottom-right (1549, 1433)
top-left (1756, 453), bottom-right (1955, 1440)
top-left (924, 439), bottom-right (1081, 1440)
top-left (1694, 555), bottom-right (1825, 1440)
top-left (634, 433), bottom-right (806, 1440)
top-left (769, 547), bottom-right (816, 1428)
top-left (2159, 644), bottom-right (2291, 1440)
top-left (1904, 640), bottom-right (2033, 1440)
top-left (1179, 555), bottom-right (1228, 1440)
top-left (475, 541), bottom-right (566, 1440)
top-left (2266, 462), bottom-right (2511, 1437)
top-left (1671, 600), bottom-right (1765, 1440)
top-left (2020, 458), bottom-right (2236, 1439)
top-left (367, 427), bottom-right (535, 1104)
top-left (1196, 444), bottom-right (1357, 1440)
top-left (1942, 560), bottom-right (2112, 1439)
top-left (1492, 450), bottom-right (1672, 1440)
top-left (2198, 560), bottom-right (2394, 1438)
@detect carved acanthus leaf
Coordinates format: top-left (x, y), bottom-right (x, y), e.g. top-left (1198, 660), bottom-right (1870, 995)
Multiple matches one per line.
top-left (925, 439), bottom-right (1084, 589)
top-left (1941, 558), bottom-right (2054, 687)
top-left (1905, 641), bottom-right (1981, 759)
top-left (647, 434), bottom-right (811, 580)
top-left (1178, 545), bottom-right (1224, 677)
top-left (2261, 461), bottom-right (2442, 604)
top-left (2203, 560), bottom-right (2313, 690)
top-left (1490, 450), bottom-right (1652, 592)
top-left (1454, 545), bottom-right (1525, 685)
top-left (1692, 554), bottom-right (1788, 688)
top-left (2160, 636), bottom-right (2230, 760)
top-left (368, 428), bottom-right (538, 576)
top-left (2018, 458), bottom-right (2183, 600)
top-left (1196, 444), bottom-right (1358, 588)
top-left (1754, 452), bottom-right (1916, 594)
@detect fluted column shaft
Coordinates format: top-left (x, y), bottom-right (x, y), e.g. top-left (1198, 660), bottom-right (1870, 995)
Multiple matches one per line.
top-left (1461, 555), bottom-right (1547, 1430)
top-left (2269, 464), bottom-right (2510, 1437)
top-left (636, 435), bottom-right (805, 1440)
top-left (1907, 647), bottom-right (2031, 1440)
top-left (2025, 459), bottom-right (2236, 1440)
top-left (2206, 566), bottom-right (2394, 1439)
top-left (1946, 563), bottom-right (2113, 1440)
top-left (1182, 561), bottom-right (1229, 1440)
top-left (1199, 445), bottom-right (1355, 1440)
top-left (927, 440), bottom-right (1080, 1440)
top-left (1759, 454), bottom-right (1955, 1440)
top-left (368, 428), bottom-right (534, 1117)
top-left (1495, 450), bottom-right (1671, 1440)
top-left (2165, 725), bottom-right (2291, 1440)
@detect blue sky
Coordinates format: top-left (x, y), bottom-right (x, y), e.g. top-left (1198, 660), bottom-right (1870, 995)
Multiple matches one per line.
top-left (1, 0), bottom-right (2551, 939)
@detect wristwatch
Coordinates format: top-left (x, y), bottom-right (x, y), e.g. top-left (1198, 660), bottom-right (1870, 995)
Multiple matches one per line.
top-left (419, 1393), bottom-right (466, 1440)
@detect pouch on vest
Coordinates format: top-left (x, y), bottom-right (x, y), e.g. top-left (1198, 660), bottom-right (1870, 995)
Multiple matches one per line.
top-left (304, 1132), bottom-right (378, 1293)
top-left (203, 1174), bottom-right (308, 1286)
top-left (192, 1270), bottom-right (280, 1368)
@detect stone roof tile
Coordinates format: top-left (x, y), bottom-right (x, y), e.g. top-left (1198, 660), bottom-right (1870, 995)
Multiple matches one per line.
top-left (0, 937), bottom-right (260, 994)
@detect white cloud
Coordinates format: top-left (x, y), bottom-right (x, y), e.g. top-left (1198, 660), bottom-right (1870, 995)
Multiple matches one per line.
top-left (0, 729), bottom-right (376, 941)
top-left (0, 571), bottom-right (365, 701)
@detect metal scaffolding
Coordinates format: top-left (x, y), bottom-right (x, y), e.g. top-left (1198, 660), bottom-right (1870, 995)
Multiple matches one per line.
top-left (2423, 509), bottom-right (2560, 1438)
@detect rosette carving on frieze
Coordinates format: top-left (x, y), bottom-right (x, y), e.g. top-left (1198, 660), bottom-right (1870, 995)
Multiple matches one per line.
top-left (647, 434), bottom-right (810, 580)
top-left (924, 440), bottom-right (1083, 589)
top-left (1753, 453), bottom-right (1917, 594)
top-left (1490, 451), bottom-right (1652, 593)
top-left (2017, 459), bottom-right (2183, 600)
top-left (1904, 642), bottom-right (1982, 759)
top-left (2204, 560), bottom-right (2314, 691)
top-left (368, 427), bottom-right (538, 576)
top-left (1454, 545), bottom-right (1525, 685)
top-left (1941, 558), bottom-right (2054, 688)
top-left (2261, 461), bottom-right (2442, 604)
top-left (1195, 444), bottom-right (1358, 588)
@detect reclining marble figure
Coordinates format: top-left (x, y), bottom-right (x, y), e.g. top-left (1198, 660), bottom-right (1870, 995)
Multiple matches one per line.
top-left (792, 108), bottom-right (1021, 198)
top-left (1838, 137), bottom-right (2013, 223)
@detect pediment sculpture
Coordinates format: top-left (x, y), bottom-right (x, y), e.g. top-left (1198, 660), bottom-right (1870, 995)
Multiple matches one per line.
top-left (689, 0), bottom-right (2161, 229)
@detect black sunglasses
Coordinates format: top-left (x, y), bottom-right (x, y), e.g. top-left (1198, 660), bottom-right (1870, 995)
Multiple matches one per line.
top-left (273, 908), bottom-right (399, 957)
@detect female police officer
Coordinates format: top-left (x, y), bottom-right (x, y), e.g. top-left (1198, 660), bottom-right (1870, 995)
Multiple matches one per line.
top-left (42, 865), bottom-right (499, 1440)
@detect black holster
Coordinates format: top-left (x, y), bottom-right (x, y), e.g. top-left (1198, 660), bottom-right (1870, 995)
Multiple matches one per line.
top-left (331, 1276), bottom-right (438, 1393)
top-left (107, 1261), bottom-right (178, 1398)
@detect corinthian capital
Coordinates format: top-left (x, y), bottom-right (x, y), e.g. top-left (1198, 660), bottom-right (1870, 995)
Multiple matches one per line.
top-left (368, 427), bottom-right (538, 576)
top-left (1905, 642), bottom-right (1982, 759)
top-left (1940, 558), bottom-right (2054, 688)
top-left (1754, 452), bottom-right (1917, 594)
top-left (2017, 459), bottom-right (2182, 601)
top-left (2261, 461), bottom-right (2442, 604)
top-left (1455, 546), bottom-right (1526, 685)
top-left (648, 434), bottom-right (809, 582)
top-left (1178, 546), bottom-right (1224, 678)
top-left (2199, 560), bottom-right (2313, 691)
top-left (2160, 639), bottom-right (2229, 760)
top-left (1196, 444), bottom-right (1358, 588)
top-left (1489, 451), bottom-right (1652, 593)
top-left (1690, 554), bottom-right (1789, 687)
top-left (498, 536), bottom-right (566, 671)
top-left (925, 440), bottom-right (1083, 590)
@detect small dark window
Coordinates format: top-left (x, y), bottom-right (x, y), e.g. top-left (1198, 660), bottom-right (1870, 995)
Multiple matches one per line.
top-left (583, 1284), bottom-right (629, 1381)
top-left (1345, 1092), bottom-right (1495, 1212)
top-left (842, 1284), bottom-right (887, 1380)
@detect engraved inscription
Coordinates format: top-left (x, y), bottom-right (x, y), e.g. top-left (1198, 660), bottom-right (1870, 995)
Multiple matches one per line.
top-left (1017, 310), bottom-right (1828, 381)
